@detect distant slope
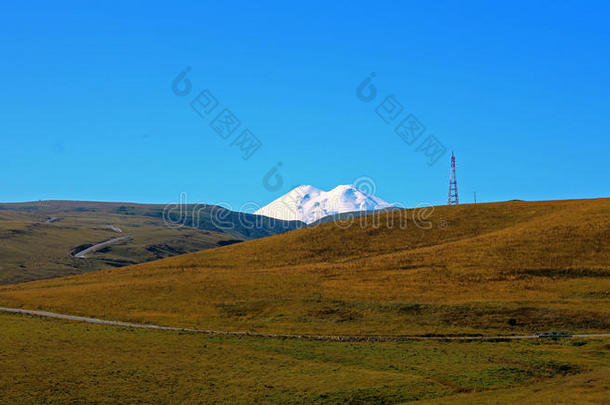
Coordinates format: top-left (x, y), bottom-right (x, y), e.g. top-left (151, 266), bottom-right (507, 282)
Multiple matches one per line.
top-left (0, 201), bottom-right (302, 283)
top-left (0, 201), bottom-right (304, 239)
top-left (1, 198), bottom-right (608, 336)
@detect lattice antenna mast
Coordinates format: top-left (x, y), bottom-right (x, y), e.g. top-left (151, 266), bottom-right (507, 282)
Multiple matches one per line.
top-left (448, 151), bottom-right (459, 205)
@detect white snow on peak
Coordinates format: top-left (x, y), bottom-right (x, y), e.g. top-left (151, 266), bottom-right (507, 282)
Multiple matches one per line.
top-left (254, 184), bottom-right (392, 224)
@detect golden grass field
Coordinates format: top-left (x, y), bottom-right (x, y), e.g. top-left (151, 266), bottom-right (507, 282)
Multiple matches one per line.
top-left (0, 198), bottom-right (608, 403)
top-left (1, 198), bottom-right (608, 336)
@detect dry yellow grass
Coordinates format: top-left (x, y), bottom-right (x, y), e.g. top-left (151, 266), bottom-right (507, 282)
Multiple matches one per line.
top-left (0, 198), bottom-right (608, 336)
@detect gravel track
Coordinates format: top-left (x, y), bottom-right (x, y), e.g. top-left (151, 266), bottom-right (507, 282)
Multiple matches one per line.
top-left (1, 306), bottom-right (608, 342)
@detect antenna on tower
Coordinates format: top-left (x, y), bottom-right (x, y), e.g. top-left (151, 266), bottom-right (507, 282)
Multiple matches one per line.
top-left (448, 151), bottom-right (459, 205)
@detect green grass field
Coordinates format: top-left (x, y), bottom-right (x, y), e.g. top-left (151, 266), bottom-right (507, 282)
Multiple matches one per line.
top-left (1, 312), bottom-right (608, 404)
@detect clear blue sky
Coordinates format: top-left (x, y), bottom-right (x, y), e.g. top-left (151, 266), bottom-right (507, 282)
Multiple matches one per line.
top-left (1, 0), bottom-right (609, 209)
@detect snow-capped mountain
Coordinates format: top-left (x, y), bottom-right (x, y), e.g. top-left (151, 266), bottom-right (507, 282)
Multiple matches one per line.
top-left (255, 185), bottom-right (393, 224)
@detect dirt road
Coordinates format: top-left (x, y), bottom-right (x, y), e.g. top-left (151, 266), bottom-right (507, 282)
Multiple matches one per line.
top-left (72, 235), bottom-right (131, 258)
top-left (1, 306), bottom-right (608, 342)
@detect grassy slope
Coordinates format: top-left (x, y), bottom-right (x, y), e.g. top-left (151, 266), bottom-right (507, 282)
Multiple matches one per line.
top-left (0, 200), bottom-right (301, 283)
top-left (1, 198), bottom-right (608, 336)
top-left (1, 312), bottom-right (608, 404)
top-left (0, 209), bottom-right (240, 284)
top-left (0, 200), bottom-right (302, 239)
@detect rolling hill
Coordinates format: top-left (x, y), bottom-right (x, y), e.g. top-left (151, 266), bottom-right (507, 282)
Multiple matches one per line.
top-left (0, 200), bottom-right (302, 283)
top-left (1, 197), bottom-right (609, 404)
top-left (1, 197), bottom-right (608, 336)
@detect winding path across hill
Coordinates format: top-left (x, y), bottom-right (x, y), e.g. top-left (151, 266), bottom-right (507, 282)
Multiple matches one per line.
top-left (1, 306), bottom-right (608, 342)
top-left (72, 235), bottom-right (131, 258)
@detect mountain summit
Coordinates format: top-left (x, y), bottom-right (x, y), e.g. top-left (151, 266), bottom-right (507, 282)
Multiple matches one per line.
top-left (255, 184), bottom-right (392, 224)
